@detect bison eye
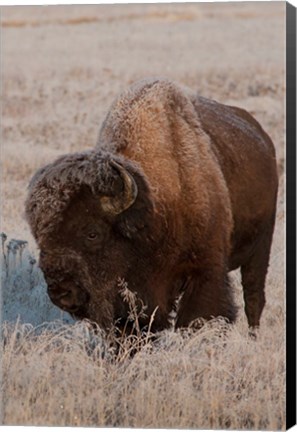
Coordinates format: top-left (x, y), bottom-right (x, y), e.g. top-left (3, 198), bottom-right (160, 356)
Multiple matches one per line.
top-left (87, 232), bottom-right (98, 240)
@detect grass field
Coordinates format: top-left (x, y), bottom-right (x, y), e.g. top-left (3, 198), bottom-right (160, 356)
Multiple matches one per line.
top-left (1, 2), bottom-right (285, 429)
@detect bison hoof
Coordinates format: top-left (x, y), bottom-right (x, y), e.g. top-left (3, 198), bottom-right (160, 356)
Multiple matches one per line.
top-left (248, 326), bottom-right (259, 340)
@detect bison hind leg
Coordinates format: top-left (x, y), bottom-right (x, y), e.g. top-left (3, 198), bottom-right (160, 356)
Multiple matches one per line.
top-left (241, 222), bottom-right (275, 329)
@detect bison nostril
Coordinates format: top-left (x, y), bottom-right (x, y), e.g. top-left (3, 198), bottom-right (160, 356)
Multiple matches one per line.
top-left (59, 292), bottom-right (73, 307)
top-left (57, 290), bottom-right (71, 298)
top-left (48, 286), bottom-right (72, 300)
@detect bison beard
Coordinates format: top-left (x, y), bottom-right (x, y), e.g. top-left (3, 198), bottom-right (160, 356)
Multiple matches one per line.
top-left (25, 78), bottom-right (278, 335)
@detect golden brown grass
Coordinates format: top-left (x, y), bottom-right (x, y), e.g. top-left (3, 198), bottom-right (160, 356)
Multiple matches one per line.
top-left (1, 10), bottom-right (199, 29)
top-left (1, 3), bottom-right (281, 29)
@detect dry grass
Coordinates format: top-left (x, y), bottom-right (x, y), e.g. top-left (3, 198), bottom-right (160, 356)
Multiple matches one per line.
top-left (1, 300), bottom-right (285, 429)
top-left (1, 12), bottom-right (198, 28)
top-left (1, 3), bottom-right (285, 429)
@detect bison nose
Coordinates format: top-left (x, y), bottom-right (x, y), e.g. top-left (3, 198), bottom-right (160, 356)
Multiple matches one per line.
top-left (47, 279), bottom-right (90, 313)
top-left (48, 287), bottom-right (73, 308)
top-left (47, 283), bottom-right (71, 306)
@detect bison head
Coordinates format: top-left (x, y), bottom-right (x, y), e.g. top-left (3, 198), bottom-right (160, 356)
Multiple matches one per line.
top-left (25, 150), bottom-right (167, 331)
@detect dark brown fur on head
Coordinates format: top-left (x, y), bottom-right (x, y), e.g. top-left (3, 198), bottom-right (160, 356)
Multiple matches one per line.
top-left (25, 149), bottom-right (167, 330)
top-left (26, 150), bottom-right (156, 243)
top-left (26, 77), bottom-right (278, 333)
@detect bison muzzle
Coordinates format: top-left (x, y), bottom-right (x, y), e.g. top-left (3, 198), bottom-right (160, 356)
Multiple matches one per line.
top-left (25, 78), bottom-right (278, 334)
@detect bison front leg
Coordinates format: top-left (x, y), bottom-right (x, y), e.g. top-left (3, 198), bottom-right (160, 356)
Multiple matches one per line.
top-left (241, 222), bottom-right (275, 330)
top-left (175, 269), bottom-right (237, 329)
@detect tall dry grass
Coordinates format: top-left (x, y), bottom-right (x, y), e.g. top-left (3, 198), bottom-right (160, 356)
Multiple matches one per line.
top-left (1, 311), bottom-right (285, 429)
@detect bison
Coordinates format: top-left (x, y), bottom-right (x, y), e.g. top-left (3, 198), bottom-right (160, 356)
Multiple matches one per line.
top-left (25, 78), bottom-right (278, 334)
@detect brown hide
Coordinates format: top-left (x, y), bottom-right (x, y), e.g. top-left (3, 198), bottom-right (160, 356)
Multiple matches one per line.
top-left (26, 78), bottom-right (278, 332)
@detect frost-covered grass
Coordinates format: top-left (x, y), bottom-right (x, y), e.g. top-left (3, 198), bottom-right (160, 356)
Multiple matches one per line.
top-left (1, 234), bottom-right (74, 326)
top-left (2, 314), bottom-right (285, 429)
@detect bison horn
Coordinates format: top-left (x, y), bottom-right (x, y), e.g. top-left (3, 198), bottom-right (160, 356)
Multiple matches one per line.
top-left (100, 160), bottom-right (138, 215)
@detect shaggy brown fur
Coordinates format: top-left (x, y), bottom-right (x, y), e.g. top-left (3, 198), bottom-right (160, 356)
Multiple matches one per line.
top-left (25, 78), bottom-right (278, 333)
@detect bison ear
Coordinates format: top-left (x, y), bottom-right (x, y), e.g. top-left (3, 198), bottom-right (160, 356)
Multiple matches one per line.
top-left (100, 161), bottom-right (138, 215)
